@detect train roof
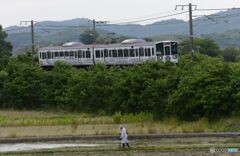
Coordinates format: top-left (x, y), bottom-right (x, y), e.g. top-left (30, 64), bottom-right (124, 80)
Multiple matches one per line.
top-left (39, 40), bottom-right (177, 51)
top-left (39, 42), bottom-right (155, 51)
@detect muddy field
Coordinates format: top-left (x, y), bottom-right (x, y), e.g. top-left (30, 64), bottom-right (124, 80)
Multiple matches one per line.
top-left (0, 137), bottom-right (239, 156)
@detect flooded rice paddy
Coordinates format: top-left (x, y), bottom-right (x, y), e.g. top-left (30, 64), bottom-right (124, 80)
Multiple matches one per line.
top-left (0, 137), bottom-right (239, 156)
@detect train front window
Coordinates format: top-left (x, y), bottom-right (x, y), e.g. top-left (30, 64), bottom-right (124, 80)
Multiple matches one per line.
top-left (156, 43), bottom-right (164, 56)
top-left (171, 42), bottom-right (178, 55)
top-left (165, 46), bottom-right (170, 55)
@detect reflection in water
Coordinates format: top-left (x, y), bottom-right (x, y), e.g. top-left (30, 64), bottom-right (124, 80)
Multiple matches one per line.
top-left (0, 143), bottom-right (100, 152)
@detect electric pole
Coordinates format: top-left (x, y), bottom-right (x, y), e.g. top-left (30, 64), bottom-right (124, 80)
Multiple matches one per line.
top-left (176, 3), bottom-right (197, 60)
top-left (91, 19), bottom-right (108, 65)
top-left (92, 19), bottom-right (96, 65)
top-left (20, 20), bottom-right (37, 66)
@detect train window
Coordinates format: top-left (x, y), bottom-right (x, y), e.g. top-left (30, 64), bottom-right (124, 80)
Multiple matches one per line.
top-left (139, 48), bottom-right (144, 56)
top-left (135, 49), bottom-right (139, 57)
top-left (148, 48), bottom-right (151, 56)
top-left (47, 51), bottom-right (52, 59)
top-left (86, 50), bottom-right (91, 58)
top-left (60, 52), bottom-right (64, 57)
top-left (82, 51), bottom-right (86, 58)
top-left (130, 49), bottom-right (135, 57)
top-left (54, 52), bottom-right (59, 57)
top-left (165, 46), bottom-right (170, 55)
top-left (74, 51), bottom-right (77, 58)
top-left (118, 49), bottom-right (123, 57)
top-left (78, 50), bottom-right (82, 58)
top-left (65, 51), bottom-right (69, 57)
top-left (101, 50), bottom-right (104, 58)
top-left (42, 52), bottom-right (46, 59)
top-left (104, 49), bottom-right (108, 57)
top-left (171, 42), bottom-right (178, 55)
top-left (95, 50), bottom-right (100, 58)
top-left (124, 49), bottom-right (129, 57)
top-left (70, 51), bottom-right (74, 57)
top-left (144, 48), bottom-right (148, 57)
top-left (39, 52), bottom-right (42, 59)
top-left (156, 43), bottom-right (164, 56)
top-left (109, 50), bottom-right (112, 57)
top-left (112, 50), bottom-right (117, 57)
top-left (152, 48), bottom-right (155, 55)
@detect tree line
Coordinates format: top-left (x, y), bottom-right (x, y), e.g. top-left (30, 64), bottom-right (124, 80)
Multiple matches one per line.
top-left (0, 26), bottom-right (240, 121)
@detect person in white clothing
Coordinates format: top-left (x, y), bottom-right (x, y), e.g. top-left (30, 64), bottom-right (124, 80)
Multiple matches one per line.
top-left (120, 125), bottom-right (130, 148)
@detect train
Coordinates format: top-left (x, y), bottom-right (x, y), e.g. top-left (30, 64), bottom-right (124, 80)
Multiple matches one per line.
top-left (38, 39), bottom-right (178, 67)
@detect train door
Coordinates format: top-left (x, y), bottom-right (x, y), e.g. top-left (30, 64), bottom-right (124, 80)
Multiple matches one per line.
top-left (155, 42), bottom-right (163, 61)
top-left (163, 42), bottom-right (171, 61)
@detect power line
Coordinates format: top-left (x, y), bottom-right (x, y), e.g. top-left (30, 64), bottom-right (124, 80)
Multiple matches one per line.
top-left (196, 8), bottom-right (240, 11)
top-left (105, 11), bottom-right (189, 25)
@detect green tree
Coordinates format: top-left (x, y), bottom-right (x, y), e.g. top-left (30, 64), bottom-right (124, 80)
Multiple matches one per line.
top-left (179, 38), bottom-right (220, 57)
top-left (0, 25), bottom-right (13, 69)
top-left (222, 46), bottom-right (240, 62)
top-left (79, 30), bottom-right (101, 45)
top-left (169, 54), bottom-right (235, 120)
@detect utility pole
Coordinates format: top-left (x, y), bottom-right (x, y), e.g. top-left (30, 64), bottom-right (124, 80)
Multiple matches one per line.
top-left (20, 20), bottom-right (37, 66)
top-left (92, 19), bottom-right (96, 65)
top-left (176, 3), bottom-right (197, 60)
top-left (91, 19), bottom-right (108, 65)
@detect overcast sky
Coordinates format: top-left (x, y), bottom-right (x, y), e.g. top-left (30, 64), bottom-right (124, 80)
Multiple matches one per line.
top-left (1, 0), bottom-right (240, 28)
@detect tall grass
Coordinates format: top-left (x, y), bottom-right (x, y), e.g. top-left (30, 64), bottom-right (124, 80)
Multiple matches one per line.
top-left (0, 110), bottom-right (240, 135)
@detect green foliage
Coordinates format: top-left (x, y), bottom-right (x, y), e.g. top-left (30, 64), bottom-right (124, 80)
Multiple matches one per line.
top-left (179, 37), bottom-right (221, 57)
top-left (0, 25), bottom-right (13, 70)
top-left (222, 46), bottom-right (240, 62)
top-left (1, 49), bottom-right (240, 121)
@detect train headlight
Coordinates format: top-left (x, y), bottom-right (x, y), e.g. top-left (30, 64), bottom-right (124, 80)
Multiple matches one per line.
top-left (172, 55), bottom-right (178, 59)
top-left (165, 56), bottom-right (171, 61)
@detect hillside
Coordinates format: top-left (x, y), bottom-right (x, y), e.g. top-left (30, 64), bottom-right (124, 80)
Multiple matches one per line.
top-left (4, 9), bottom-right (240, 54)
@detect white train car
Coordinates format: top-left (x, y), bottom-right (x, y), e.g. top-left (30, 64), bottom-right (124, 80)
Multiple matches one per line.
top-left (38, 39), bottom-right (178, 67)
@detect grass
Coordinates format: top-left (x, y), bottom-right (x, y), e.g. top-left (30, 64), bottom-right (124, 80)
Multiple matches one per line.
top-left (0, 110), bottom-right (240, 138)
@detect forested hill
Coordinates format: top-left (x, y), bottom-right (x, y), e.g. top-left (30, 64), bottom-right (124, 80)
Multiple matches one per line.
top-left (4, 9), bottom-right (240, 53)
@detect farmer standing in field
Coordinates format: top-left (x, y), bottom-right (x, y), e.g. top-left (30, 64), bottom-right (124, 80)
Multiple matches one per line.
top-left (120, 125), bottom-right (130, 148)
